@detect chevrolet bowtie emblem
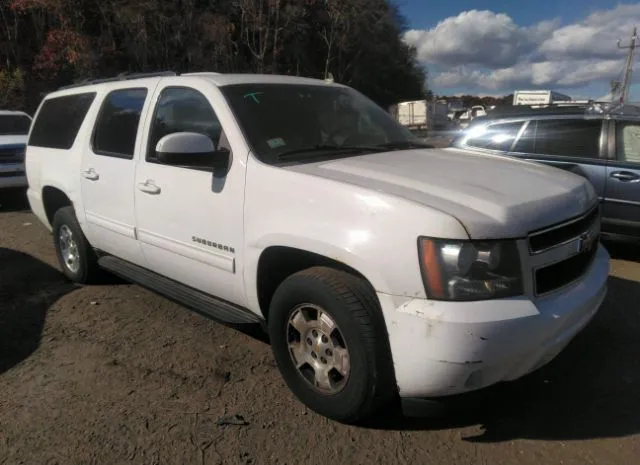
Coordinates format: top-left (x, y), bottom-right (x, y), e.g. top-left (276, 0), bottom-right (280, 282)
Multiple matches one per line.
top-left (577, 230), bottom-right (594, 254)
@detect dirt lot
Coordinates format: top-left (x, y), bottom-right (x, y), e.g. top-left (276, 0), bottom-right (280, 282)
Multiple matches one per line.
top-left (1, 189), bottom-right (639, 465)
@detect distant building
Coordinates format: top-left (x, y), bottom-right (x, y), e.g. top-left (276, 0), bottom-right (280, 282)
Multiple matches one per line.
top-left (513, 90), bottom-right (572, 106)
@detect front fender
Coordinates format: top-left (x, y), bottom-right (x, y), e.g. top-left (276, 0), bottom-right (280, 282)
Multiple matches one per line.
top-left (243, 158), bottom-right (469, 312)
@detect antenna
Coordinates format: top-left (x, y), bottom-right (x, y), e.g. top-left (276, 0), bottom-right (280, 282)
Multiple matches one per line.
top-left (615, 27), bottom-right (637, 104)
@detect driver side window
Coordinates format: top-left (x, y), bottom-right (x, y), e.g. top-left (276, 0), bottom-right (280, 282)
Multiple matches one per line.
top-left (147, 87), bottom-right (223, 166)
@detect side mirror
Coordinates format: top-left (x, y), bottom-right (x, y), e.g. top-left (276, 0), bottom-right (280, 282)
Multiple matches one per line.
top-left (155, 132), bottom-right (228, 170)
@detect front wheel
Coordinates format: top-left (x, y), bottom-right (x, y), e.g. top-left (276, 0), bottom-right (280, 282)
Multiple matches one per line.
top-left (268, 267), bottom-right (395, 423)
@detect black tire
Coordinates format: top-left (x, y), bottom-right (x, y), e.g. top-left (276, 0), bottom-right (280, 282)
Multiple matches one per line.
top-left (268, 266), bottom-right (396, 423)
top-left (52, 206), bottom-right (101, 284)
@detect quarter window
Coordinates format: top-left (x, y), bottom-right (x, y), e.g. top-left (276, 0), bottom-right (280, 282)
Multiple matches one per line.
top-left (465, 121), bottom-right (524, 151)
top-left (28, 93), bottom-right (96, 149)
top-left (617, 122), bottom-right (640, 164)
top-left (93, 88), bottom-right (148, 159)
top-left (147, 87), bottom-right (222, 166)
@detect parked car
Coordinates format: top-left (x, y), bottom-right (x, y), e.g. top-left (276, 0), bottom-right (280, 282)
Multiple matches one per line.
top-left (453, 103), bottom-right (640, 241)
top-left (25, 72), bottom-right (609, 423)
top-left (0, 110), bottom-right (32, 190)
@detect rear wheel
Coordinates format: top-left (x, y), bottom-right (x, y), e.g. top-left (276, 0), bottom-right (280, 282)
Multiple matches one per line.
top-left (52, 206), bottom-right (101, 284)
top-left (268, 266), bottom-right (395, 423)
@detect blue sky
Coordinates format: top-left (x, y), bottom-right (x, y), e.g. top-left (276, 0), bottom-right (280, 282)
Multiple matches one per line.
top-left (398, 1), bottom-right (639, 99)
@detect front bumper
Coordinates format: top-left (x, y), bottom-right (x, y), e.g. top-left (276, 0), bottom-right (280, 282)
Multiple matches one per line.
top-left (378, 244), bottom-right (609, 398)
top-left (0, 162), bottom-right (27, 189)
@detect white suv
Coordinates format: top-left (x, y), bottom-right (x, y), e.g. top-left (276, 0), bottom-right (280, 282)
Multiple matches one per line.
top-left (0, 110), bottom-right (32, 190)
top-left (25, 71), bottom-right (609, 423)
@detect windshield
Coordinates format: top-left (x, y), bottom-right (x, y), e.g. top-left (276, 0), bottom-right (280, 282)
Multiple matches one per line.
top-left (0, 114), bottom-right (31, 135)
top-left (220, 83), bottom-right (420, 164)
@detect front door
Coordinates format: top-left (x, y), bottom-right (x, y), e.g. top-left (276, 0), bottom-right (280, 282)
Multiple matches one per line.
top-left (603, 120), bottom-right (640, 238)
top-left (512, 118), bottom-right (608, 201)
top-left (80, 86), bottom-right (151, 266)
top-left (133, 80), bottom-right (247, 306)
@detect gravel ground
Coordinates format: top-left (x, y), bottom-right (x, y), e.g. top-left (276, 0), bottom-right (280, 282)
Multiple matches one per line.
top-left (1, 188), bottom-right (639, 465)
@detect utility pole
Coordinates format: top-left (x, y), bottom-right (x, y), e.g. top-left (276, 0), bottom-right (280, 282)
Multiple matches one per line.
top-left (616, 27), bottom-right (637, 104)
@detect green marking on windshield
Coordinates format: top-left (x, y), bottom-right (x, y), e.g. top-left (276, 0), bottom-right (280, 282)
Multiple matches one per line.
top-left (243, 92), bottom-right (264, 103)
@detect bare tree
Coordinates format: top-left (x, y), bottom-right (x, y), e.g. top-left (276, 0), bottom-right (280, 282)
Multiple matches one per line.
top-left (236, 0), bottom-right (273, 73)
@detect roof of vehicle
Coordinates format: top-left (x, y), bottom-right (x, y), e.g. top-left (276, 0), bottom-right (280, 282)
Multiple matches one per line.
top-left (0, 110), bottom-right (31, 117)
top-left (56, 70), bottom-right (342, 93)
top-left (475, 102), bottom-right (640, 124)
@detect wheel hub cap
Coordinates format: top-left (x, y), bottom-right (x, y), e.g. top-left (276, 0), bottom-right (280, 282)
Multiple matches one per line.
top-left (287, 304), bottom-right (350, 394)
top-left (59, 225), bottom-right (80, 274)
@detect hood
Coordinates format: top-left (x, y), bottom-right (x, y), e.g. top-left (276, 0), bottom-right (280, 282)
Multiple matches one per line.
top-left (285, 148), bottom-right (596, 239)
top-left (0, 135), bottom-right (28, 147)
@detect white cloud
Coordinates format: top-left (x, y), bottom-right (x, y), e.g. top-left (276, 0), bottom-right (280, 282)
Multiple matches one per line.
top-left (433, 60), bottom-right (622, 91)
top-left (539, 4), bottom-right (640, 60)
top-left (404, 4), bottom-right (640, 93)
top-left (405, 10), bottom-right (557, 68)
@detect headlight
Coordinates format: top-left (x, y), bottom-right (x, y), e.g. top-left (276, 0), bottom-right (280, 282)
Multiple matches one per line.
top-left (418, 237), bottom-right (523, 301)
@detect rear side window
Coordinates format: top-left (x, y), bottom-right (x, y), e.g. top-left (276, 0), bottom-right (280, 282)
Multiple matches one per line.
top-left (465, 121), bottom-right (524, 151)
top-left (93, 88), bottom-right (148, 159)
top-left (28, 93), bottom-right (96, 149)
top-left (617, 122), bottom-right (640, 164)
top-left (522, 119), bottom-right (601, 158)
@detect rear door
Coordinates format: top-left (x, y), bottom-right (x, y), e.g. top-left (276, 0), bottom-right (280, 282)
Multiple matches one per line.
top-left (80, 84), bottom-right (155, 266)
top-left (603, 120), bottom-right (640, 238)
top-left (511, 118), bottom-right (608, 201)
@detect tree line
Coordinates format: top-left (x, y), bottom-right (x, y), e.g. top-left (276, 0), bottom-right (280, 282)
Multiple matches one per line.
top-left (0, 0), bottom-right (428, 113)
top-left (437, 94), bottom-right (515, 109)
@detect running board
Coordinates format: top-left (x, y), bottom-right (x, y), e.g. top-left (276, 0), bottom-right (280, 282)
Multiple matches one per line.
top-left (98, 256), bottom-right (262, 325)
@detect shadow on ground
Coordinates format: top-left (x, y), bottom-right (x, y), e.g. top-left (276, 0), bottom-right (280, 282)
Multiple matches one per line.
top-left (0, 248), bottom-right (76, 374)
top-left (0, 188), bottom-right (30, 213)
top-left (365, 275), bottom-right (640, 442)
top-left (603, 239), bottom-right (640, 263)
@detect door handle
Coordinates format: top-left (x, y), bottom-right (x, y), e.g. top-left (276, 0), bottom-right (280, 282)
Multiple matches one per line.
top-left (137, 180), bottom-right (161, 195)
top-left (610, 171), bottom-right (640, 182)
top-left (81, 168), bottom-right (99, 181)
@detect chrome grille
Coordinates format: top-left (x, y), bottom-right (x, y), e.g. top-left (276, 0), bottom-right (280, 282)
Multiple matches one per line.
top-left (529, 205), bottom-right (600, 296)
top-left (534, 242), bottom-right (598, 295)
top-left (0, 145), bottom-right (25, 163)
top-left (528, 205), bottom-right (599, 254)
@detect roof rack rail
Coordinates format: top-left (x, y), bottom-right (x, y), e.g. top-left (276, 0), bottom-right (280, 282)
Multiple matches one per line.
top-left (59, 71), bottom-right (178, 90)
top-left (472, 101), bottom-right (640, 125)
top-left (479, 103), bottom-right (592, 120)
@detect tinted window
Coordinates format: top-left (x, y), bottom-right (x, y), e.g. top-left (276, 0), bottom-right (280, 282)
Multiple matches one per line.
top-left (220, 83), bottom-right (416, 164)
top-left (93, 88), bottom-right (147, 158)
top-left (28, 93), bottom-right (96, 149)
top-left (0, 115), bottom-right (31, 135)
top-left (147, 87), bottom-right (222, 164)
top-left (617, 122), bottom-right (640, 164)
top-left (465, 121), bottom-right (524, 151)
top-left (512, 121), bottom-right (535, 153)
top-left (530, 119), bottom-right (601, 158)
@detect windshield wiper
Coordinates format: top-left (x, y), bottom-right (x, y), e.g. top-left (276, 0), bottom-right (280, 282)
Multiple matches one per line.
top-left (277, 144), bottom-right (385, 160)
top-left (375, 140), bottom-right (434, 150)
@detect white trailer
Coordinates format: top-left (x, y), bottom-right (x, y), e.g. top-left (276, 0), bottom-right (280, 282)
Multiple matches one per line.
top-left (390, 100), bottom-right (449, 133)
top-left (513, 90), bottom-right (572, 106)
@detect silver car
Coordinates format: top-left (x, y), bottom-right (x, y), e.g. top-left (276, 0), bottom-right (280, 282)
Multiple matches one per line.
top-left (453, 103), bottom-right (640, 242)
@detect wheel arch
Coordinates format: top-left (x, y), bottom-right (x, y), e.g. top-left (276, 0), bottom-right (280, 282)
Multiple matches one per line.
top-left (255, 245), bottom-right (378, 319)
top-left (42, 185), bottom-right (73, 227)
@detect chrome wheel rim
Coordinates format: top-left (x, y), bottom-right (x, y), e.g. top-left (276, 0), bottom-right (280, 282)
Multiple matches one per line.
top-left (286, 304), bottom-right (350, 394)
top-left (59, 225), bottom-right (80, 274)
